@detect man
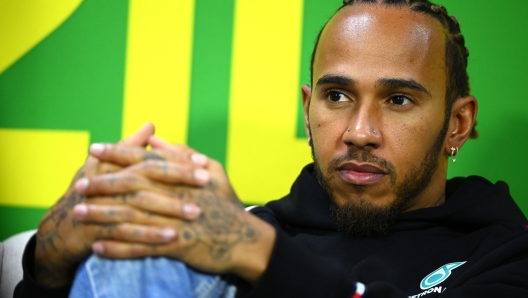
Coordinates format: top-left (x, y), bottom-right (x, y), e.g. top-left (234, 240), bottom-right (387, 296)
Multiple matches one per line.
top-left (15, 0), bottom-right (528, 297)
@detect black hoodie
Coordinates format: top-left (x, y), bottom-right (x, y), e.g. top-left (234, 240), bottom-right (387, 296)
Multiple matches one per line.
top-left (239, 164), bottom-right (528, 297)
top-left (15, 164), bottom-right (528, 297)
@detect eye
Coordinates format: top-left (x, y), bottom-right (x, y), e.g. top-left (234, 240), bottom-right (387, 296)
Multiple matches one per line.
top-left (326, 91), bottom-right (349, 102)
top-left (389, 95), bottom-right (413, 106)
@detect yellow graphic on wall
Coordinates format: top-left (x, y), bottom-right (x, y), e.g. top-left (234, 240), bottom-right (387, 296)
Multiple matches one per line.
top-left (0, 0), bottom-right (83, 74)
top-left (228, 0), bottom-right (312, 203)
top-left (121, 0), bottom-right (195, 144)
top-left (0, 129), bottom-right (89, 207)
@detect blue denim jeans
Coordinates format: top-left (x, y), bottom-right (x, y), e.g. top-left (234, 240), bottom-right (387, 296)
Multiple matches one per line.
top-left (69, 254), bottom-right (237, 298)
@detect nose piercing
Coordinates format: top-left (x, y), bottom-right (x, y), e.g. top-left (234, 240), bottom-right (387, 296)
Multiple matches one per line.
top-left (373, 130), bottom-right (377, 134)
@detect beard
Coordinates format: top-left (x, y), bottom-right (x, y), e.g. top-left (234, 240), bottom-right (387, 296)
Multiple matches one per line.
top-left (312, 119), bottom-right (448, 237)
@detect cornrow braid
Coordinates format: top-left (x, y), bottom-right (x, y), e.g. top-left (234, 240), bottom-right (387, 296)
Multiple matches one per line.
top-left (310, 0), bottom-right (477, 138)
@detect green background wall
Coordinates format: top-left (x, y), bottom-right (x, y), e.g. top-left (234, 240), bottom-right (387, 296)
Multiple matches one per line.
top-left (1, 0), bottom-right (527, 241)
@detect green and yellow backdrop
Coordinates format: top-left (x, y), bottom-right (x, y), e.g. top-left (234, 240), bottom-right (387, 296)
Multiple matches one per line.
top-left (1, 0), bottom-right (527, 240)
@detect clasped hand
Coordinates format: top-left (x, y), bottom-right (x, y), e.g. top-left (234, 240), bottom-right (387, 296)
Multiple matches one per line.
top-left (35, 124), bottom-right (274, 287)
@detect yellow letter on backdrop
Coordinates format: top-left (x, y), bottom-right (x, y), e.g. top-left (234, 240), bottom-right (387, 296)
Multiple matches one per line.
top-left (228, 0), bottom-right (312, 204)
top-left (121, 0), bottom-right (195, 143)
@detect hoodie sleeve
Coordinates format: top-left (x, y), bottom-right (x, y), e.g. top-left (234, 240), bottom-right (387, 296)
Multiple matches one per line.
top-left (13, 235), bottom-right (71, 298)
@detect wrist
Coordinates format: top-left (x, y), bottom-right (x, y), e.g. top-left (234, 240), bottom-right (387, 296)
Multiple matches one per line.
top-left (34, 239), bottom-right (75, 287)
top-left (231, 215), bottom-right (276, 284)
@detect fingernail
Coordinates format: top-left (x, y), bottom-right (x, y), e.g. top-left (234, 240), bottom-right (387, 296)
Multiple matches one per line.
top-left (75, 178), bottom-right (89, 191)
top-left (191, 153), bottom-right (208, 165)
top-left (73, 204), bottom-right (88, 218)
top-left (183, 204), bottom-right (201, 217)
top-left (90, 143), bottom-right (104, 155)
top-left (93, 243), bottom-right (104, 254)
top-left (193, 169), bottom-right (210, 183)
top-left (160, 228), bottom-right (176, 240)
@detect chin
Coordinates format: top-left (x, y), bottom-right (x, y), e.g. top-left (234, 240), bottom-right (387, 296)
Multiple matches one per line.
top-left (329, 193), bottom-right (405, 237)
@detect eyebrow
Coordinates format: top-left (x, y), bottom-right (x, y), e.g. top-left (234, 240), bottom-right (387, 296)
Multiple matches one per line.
top-left (316, 74), bottom-right (356, 88)
top-left (376, 78), bottom-right (432, 98)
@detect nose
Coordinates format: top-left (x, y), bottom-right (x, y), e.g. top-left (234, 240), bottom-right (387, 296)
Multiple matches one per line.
top-left (342, 103), bottom-right (381, 149)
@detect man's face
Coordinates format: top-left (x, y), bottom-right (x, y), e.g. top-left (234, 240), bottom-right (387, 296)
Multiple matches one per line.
top-left (304, 5), bottom-right (450, 235)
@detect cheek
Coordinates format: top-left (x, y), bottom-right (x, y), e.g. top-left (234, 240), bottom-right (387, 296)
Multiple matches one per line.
top-left (384, 114), bottom-right (442, 172)
top-left (309, 109), bottom-right (345, 162)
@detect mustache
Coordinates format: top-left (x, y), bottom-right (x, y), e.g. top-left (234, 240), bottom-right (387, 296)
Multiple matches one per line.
top-left (328, 148), bottom-right (397, 184)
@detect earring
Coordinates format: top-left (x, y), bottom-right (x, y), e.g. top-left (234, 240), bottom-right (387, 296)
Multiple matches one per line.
top-left (347, 127), bottom-right (351, 132)
top-left (450, 146), bottom-right (459, 163)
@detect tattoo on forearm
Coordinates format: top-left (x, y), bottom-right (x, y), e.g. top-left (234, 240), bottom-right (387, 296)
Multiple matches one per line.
top-left (35, 169), bottom-right (88, 286)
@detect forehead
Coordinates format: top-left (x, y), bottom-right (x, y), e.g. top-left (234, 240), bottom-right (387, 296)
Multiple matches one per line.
top-left (314, 4), bottom-right (447, 93)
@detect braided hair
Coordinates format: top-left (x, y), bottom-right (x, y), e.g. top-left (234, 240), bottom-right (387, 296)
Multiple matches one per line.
top-left (310, 0), bottom-right (477, 138)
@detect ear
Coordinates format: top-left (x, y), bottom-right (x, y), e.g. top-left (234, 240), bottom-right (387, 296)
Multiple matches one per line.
top-left (445, 95), bottom-right (478, 154)
top-left (302, 84), bottom-right (312, 146)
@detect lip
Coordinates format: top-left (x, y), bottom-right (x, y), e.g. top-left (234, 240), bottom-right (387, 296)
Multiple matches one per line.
top-left (337, 162), bottom-right (387, 185)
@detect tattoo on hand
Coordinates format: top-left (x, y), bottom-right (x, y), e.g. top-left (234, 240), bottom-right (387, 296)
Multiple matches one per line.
top-left (179, 185), bottom-right (259, 261)
top-left (142, 152), bottom-right (166, 161)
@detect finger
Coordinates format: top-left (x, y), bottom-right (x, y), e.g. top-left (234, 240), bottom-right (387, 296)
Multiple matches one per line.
top-left (89, 143), bottom-right (207, 169)
top-left (74, 169), bottom-right (199, 196)
top-left (127, 191), bottom-right (201, 219)
top-left (89, 144), bottom-right (149, 166)
top-left (74, 204), bottom-right (143, 224)
top-left (126, 160), bottom-right (210, 185)
top-left (76, 164), bottom-right (210, 195)
top-left (83, 123), bottom-right (154, 166)
top-left (92, 241), bottom-right (168, 258)
top-left (119, 122), bottom-right (155, 147)
top-left (75, 172), bottom-right (155, 195)
top-left (92, 223), bottom-right (176, 245)
top-left (149, 136), bottom-right (208, 167)
top-left (75, 194), bottom-right (201, 222)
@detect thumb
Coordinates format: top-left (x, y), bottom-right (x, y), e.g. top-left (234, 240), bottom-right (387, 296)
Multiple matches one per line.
top-left (118, 122), bottom-right (155, 147)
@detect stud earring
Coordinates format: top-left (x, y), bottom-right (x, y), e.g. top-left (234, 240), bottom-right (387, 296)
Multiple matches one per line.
top-left (347, 127), bottom-right (351, 132)
top-left (450, 146), bottom-right (459, 163)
